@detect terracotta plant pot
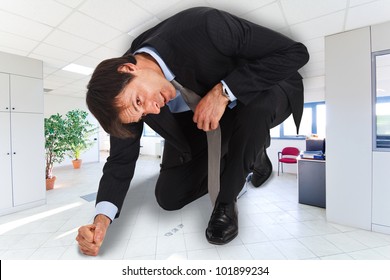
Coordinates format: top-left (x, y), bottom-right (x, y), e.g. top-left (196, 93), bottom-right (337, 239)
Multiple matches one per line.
top-left (46, 176), bottom-right (56, 190)
top-left (72, 159), bottom-right (82, 169)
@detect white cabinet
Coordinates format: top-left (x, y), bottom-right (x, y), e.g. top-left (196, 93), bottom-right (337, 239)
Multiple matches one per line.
top-left (11, 113), bottom-right (45, 206)
top-left (0, 68), bottom-right (45, 215)
top-left (0, 73), bottom-right (10, 112)
top-left (10, 75), bottom-right (43, 113)
top-left (0, 112), bottom-right (13, 210)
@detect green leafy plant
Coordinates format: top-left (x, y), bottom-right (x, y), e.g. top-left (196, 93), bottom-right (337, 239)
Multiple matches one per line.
top-left (44, 113), bottom-right (68, 179)
top-left (64, 109), bottom-right (98, 161)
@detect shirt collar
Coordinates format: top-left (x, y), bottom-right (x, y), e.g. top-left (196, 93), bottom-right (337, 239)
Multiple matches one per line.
top-left (134, 46), bottom-right (175, 81)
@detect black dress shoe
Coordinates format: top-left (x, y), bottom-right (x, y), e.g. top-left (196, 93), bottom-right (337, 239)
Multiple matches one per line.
top-left (251, 149), bottom-right (272, 187)
top-left (205, 201), bottom-right (238, 245)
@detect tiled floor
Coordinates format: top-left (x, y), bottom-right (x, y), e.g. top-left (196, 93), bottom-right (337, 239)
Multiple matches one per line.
top-left (1, 154), bottom-right (390, 260)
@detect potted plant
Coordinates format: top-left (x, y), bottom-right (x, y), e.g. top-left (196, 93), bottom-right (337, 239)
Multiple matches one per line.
top-left (44, 113), bottom-right (68, 190)
top-left (64, 109), bottom-right (98, 169)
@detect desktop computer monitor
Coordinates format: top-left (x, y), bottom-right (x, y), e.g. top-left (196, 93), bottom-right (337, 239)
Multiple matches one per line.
top-left (306, 138), bottom-right (325, 153)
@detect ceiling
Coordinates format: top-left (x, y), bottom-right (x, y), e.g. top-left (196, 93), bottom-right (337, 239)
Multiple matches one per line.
top-left (1, 0), bottom-right (390, 99)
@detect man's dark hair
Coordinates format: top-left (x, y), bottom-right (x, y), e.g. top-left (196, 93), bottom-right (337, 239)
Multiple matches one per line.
top-left (86, 54), bottom-right (137, 138)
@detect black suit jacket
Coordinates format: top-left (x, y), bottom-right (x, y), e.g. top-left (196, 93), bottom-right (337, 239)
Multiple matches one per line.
top-left (96, 7), bottom-right (309, 217)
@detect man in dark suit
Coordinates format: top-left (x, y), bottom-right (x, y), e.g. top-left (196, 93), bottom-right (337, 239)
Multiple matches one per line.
top-left (76, 7), bottom-right (309, 256)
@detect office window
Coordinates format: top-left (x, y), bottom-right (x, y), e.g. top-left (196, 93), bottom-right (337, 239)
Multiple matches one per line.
top-left (271, 102), bottom-right (326, 139)
top-left (143, 124), bottom-right (159, 137)
top-left (373, 50), bottom-right (390, 150)
top-left (297, 107), bottom-right (313, 137)
top-left (316, 104), bottom-right (326, 138)
top-left (142, 102), bottom-right (327, 139)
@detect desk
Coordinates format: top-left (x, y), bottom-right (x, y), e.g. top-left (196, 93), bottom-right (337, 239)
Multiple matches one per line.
top-left (297, 158), bottom-right (326, 208)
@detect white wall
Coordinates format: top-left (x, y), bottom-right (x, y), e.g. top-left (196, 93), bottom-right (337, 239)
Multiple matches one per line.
top-left (325, 27), bottom-right (373, 230)
top-left (325, 21), bottom-right (390, 234)
top-left (371, 21), bottom-right (390, 235)
top-left (303, 76), bottom-right (325, 103)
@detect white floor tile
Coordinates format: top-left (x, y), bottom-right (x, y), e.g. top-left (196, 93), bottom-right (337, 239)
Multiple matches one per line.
top-left (187, 248), bottom-right (220, 260)
top-left (11, 232), bottom-right (53, 250)
top-left (106, 224), bottom-right (133, 241)
top-left (217, 244), bottom-right (253, 260)
top-left (181, 217), bottom-right (207, 234)
top-left (127, 255), bottom-right (156, 260)
top-left (258, 224), bottom-right (294, 241)
top-left (155, 251), bottom-right (187, 260)
top-left (298, 236), bottom-right (343, 257)
top-left (60, 244), bottom-right (92, 260)
top-left (286, 209), bottom-right (319, 222)
top-left (30, 219), bottom-right (68, 234)
top-left (347, 248), bottom-right (388, 260)
top-left (1, 248), bottom-right (36, 260)
top-left (0, 234), bottom-right (25, 250)
top-left (303, 220), bottom-right (340, 235)
top-left (183, 232), bottom-right (215, 251)
top-left (245, 242), bottom-right (286, 259)
top-left (373, 245), bottom-right (390, 259)
top-left (346, 230), bottom-right (390, 248)
top-left (156, 234), bottom-right (186, 255)
top-left (41, 230), bottom-right (78, 248)
top-left (280, 222), bottom-right (318, 238)
top-left (272, 239), bottom-right (316, 259)
top-left (1, 155), bottom-right (390, 261)
top-left (239, 226), bottom-right (269, 244)
top-left (320, 253), bottom-right (354, 260)
top-left (248, 213), bottom-right (276, 227)
top-left (123, 236), bottom-right (157, 258)
top-left (323, 233), bottom-right (368, 253)
top-left (266, 211), bottom-right (298, 223)
top-left (28, 246), bottom-right (68, 260)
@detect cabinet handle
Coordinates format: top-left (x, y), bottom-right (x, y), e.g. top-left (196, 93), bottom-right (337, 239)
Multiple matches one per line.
top-left (5, 107), bottom-right (9, 110)
top-left (12, 107), bottom-right (15, 110)
top-left (13, 152), bottom-right (16, 155)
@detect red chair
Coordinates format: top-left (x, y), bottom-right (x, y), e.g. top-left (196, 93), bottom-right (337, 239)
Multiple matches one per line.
top-left (278, 147), bottom-right (300, 176)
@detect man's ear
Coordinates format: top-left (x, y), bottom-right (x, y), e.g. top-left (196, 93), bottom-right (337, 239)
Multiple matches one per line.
top-left (117, 63), bottom-right (137, 73)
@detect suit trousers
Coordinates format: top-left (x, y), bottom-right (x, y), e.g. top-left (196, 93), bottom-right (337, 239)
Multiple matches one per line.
top-left (155, 83), bottom-right (295, 210)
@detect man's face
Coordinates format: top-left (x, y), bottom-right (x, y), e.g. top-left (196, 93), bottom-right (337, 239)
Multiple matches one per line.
top-left (115, 65), bottom-right (176, 123)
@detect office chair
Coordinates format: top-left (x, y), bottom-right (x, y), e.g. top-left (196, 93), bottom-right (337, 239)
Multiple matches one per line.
top-left (278, 147), bottom-right (300, 176)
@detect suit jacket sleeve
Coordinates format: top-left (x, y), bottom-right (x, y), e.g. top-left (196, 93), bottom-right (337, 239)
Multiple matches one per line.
top-left (206, 10), bottom-right (309, 105)
top-left (95, 122), bottom-right (143, 218)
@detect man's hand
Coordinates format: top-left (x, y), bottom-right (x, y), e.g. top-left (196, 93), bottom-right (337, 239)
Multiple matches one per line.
top-left (76, 214), bottom-right (110, 256)
top-left (193, 83), bottom-right (229, 131)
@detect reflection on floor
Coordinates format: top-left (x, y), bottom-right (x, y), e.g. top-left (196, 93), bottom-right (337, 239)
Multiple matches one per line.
top-left (1, 155), bottom-right (390, 260)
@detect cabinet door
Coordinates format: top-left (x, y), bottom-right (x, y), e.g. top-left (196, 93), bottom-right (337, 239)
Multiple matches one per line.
top-left (0, 113), bottom-right (13, 210)
top-left (0, 73), bottom-right (10, 112)
top-left (11, 113), bottom-right (45, 206)
top-left (10, 75), bottom-right (43, 113)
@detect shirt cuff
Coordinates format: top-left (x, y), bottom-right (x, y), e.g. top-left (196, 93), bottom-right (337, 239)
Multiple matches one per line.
top-left (221, 80), bottom-right (237, 101)
top-left (95, 201), bottom-right (118, 222)
top-left (221, 80), bottom-right (237, 109)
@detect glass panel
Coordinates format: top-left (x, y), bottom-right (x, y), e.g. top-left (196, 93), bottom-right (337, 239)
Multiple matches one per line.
top-left (270, 125), bottom-right (280, 137)
top-left (316, 104), bottom-right (326, 138)
top-left (143, 124), bottom-right (159, 137)
top-left (296, 107), bottom-right (312, 137)
top-left (374, 51), bottom-right (390, 149)
top-left (283, 115), bottom-right (297, 136)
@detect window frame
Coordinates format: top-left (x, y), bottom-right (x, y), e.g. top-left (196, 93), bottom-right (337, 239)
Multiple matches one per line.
top-left (372, 50), bottom-right (390, 151)
top-left (271, 101), bottom-right (326, 140)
